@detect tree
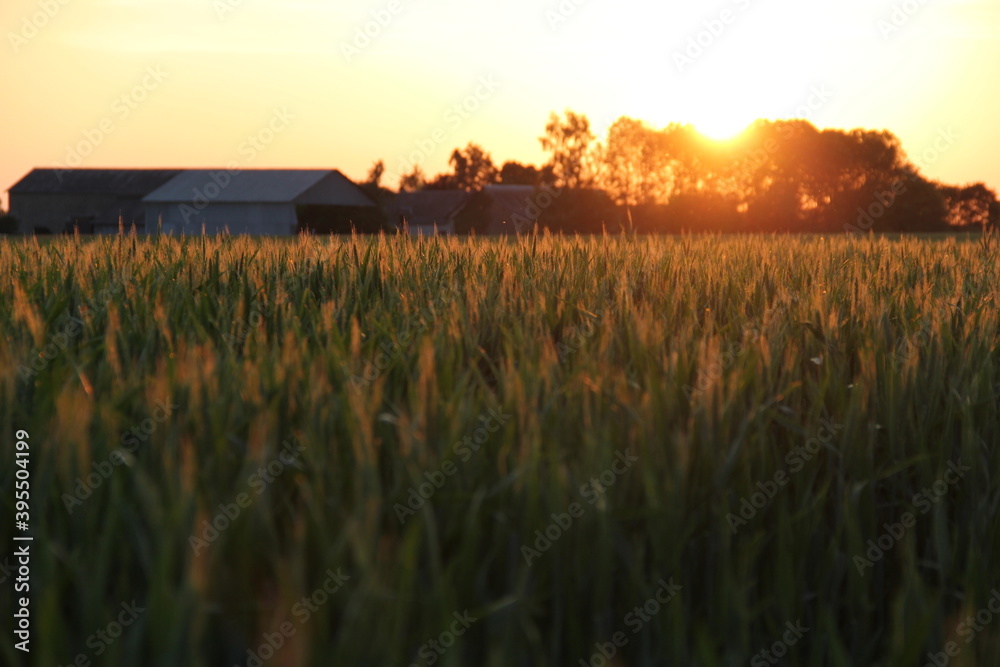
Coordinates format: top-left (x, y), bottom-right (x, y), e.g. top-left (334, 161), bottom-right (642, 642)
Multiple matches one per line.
top-left (424, 143), bottom-right (499, 191)
top-left (365, 160), bottom-right (385, 188)
top-left (447, 143), bottom-right (499, 190)
top-left (423, 172), bottom-right (458, 190)
top-left (940, 183), bottom-right (1000, 229)
top-left (0, 208), bottom-right (17, 235)
top-left (398, 165), bottom-right (427, 192)
top-left (499, 161), bottom-right (553, 186)
top-left (540, 110), bottom-right (596, 189)
top-left (597, 117), bottom-right (674, 206)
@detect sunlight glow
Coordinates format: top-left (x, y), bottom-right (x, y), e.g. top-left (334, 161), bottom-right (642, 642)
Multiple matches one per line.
top-left (694, 118), bottom-right (752, 142)
top-left (0, 0), bottom-right (998, 203)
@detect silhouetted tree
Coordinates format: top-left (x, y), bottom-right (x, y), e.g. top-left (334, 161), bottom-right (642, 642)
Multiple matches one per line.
top-left (365, 160), bottom-right (386, 188)
top-left (424, 173), bottom-right (458, 190)
top-left (880, 173), bottom-right (949, 232)
top-left (357, 159), bottom-right (394, 229)
top-left (940, 183), bottom-right (1000, 229)
top-left (540, 110), bottom-right (596, 189)
top-left (0, 209), bottom-right (17, 235)
top-left (499, 161), bottom-right (554, 186)
top-left (387, 110), bottom-right (992, 235)
top-left (398, 165), bottom-right (427, 192)
top-left (661, 122), bottom-right (718, 197)
top-left (597, 117), bottom-right (673, 206)
top-left (440, 143), bottom-right (499, 191)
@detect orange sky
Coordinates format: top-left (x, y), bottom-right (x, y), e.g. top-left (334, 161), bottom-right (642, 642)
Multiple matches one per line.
top-left (2, 0), bottom-right (999, 207)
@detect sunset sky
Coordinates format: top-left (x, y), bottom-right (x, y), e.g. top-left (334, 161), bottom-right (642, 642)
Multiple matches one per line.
top-left (2, 0), bottom-right (999, 206)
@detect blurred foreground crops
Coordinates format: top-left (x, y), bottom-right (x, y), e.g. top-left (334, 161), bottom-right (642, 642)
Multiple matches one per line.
top-left (1, 232), bottom-right (999, 666)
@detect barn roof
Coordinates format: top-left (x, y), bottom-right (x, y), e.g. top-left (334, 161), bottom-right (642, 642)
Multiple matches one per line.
top-left (143, 169), bottom-right (374, 206)
top-left (481, 185), bottom-right (542, 234)
top-left (8, 169), bottom-right (183, 195)
top-left (389, 191), bottom-right (473, 227)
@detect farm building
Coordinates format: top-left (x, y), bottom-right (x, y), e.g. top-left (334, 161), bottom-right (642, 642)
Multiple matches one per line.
top-left (388, 191), bottom-right (473, 234)
top-left (144, 169), bottom-right (378, 235)
top-left (457, 184), bottom-right (557, 234)
top-left (391, 185), bottom-right (557, 235)
top-left (7, 168), bottom-right (182, 234)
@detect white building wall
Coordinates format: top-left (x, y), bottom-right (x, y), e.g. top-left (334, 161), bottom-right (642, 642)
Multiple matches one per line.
top-left (147, 203), bottom-right (298, 235)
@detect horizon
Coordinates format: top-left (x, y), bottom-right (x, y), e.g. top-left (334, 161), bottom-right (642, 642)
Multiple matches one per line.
top-left (2, 1), bottom-right (999, 209)
top-left (5, 2), bottom-right (1000, 661)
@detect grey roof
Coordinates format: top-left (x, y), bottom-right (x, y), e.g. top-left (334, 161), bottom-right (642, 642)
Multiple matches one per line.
top-left (481, 185), bottom-right (543, 234)
top-left (9, 169), bottom-right (183, 195)
top-left (143, 169), bottom-right (374, 206)
top-left (389, 191), bottom-right (473, 227)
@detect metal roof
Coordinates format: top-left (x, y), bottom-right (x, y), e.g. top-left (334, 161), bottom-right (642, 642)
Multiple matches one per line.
top-left (143, 169), bottom-right (374, 206)
top-left (8, 169), bottom-right (183, 195)
top-left (389, 191), bottom-right (473, 227)
top-left (481, 185), bottom-right (543, 234)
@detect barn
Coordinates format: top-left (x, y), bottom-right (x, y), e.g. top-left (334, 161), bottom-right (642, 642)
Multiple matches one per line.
top-left (143, 169), bottom-right (378, 235)
top-left (7, 168), bottom-right (182, 234)
top-left (388, 185), bottom-right (556, 235)
top-left (454, 184), bottom-right (554, 234)
top-left (477, 184), bottom-right (546, 234)
top-left (388, 191), bottom-right (473, 234)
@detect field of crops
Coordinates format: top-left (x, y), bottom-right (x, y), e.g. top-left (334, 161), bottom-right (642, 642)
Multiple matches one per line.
top-left (1, 232), bottom-right (999, 666)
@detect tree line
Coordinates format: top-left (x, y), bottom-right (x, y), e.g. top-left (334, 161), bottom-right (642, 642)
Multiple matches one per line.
top-left (366, 111), bottom-right (999, 234)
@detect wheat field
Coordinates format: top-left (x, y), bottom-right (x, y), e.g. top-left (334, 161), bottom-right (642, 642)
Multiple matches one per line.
top-left (1, 232), bottom-right (998, 666)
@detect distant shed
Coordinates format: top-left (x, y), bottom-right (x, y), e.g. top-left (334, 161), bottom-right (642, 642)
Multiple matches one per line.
top-left (8, 168), bottom-right (182, 234)
top-left (388, 185), bottom-right (552, 235)
top-left (388, 191), bottom-right (473, 234)
top-left (450, 184), bottom-right (551, 235)
top-left (143, 169), bottom-right (377, 235)
top-left (479, 184), bottom-right (544, 235)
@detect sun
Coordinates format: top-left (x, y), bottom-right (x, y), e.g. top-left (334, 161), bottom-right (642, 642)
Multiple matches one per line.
top-left (694, 116), bottom-right (752, 142)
